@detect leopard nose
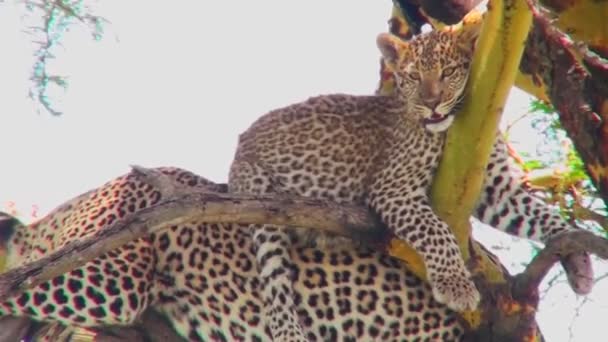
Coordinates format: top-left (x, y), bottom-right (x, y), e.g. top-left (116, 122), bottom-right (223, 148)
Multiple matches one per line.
top-left (422, 97), bottom-right (440, 109)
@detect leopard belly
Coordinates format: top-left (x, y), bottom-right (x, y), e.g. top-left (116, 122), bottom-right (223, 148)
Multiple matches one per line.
top-left (151, 222), bottom-right (465, 342)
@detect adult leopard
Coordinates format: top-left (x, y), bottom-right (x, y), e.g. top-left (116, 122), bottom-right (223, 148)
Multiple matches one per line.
top-left (228, 20), bottom-right (593, 342)
top-left (0, 167), bottom-right (467, 341)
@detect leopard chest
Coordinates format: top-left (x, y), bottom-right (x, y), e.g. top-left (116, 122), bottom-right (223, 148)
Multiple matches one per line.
top-left (370, 129), bottom-right (446, 199)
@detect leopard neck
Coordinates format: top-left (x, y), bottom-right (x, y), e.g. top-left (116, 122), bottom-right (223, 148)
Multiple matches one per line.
top-left (384, 113), bottom-right (447, 160)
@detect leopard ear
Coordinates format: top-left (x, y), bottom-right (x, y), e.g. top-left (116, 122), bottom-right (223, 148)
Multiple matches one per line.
top-left (456, 21), bottom-right (481, 54)
top-left (377, 33), bottom-right (410, 68)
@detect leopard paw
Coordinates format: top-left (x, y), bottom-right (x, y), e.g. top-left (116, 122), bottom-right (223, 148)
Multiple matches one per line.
top-left (430, 272), bottom-right (480, 312)
top-left (561, 251), bottom-right (594, 295)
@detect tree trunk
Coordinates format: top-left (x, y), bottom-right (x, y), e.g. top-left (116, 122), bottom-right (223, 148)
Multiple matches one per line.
top-left (383, 0), bottom-right (608, 340)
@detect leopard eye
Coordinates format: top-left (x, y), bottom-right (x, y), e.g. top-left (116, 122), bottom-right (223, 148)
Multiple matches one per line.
top-left (441, 67), bottom-right (456, 78)
top-left (408, 71), bottom-right (421, 81)
top-left (392, 75), bottom-right (404, 88)
top-left (396, 76), bottom-right (405, 87)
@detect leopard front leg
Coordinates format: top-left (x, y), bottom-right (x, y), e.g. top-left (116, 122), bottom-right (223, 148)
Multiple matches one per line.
top-left (369, 192), bottom-right (480, 312)
top-left (229, 161), bottom-right (308, 342)
top-left (475, 135), bottom-right (594, 294)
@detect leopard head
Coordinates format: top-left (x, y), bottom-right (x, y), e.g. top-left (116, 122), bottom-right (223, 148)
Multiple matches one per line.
top-left (377, 23), bottom-right (480, 132)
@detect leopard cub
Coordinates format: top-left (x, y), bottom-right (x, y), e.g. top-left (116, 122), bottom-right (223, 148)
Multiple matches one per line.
top-left (229, 20), bottom-right (593, 341)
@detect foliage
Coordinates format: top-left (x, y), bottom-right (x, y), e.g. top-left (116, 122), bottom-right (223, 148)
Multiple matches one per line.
top-left (21, 0), bottom-right (106, 115)
top-left (511, 99), bottom-right (606, 236)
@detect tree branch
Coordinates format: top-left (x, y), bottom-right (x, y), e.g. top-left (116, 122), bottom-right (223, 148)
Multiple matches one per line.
top-left (520, 2), bottom-right (608, 206)
top-left (0, 167), bottom-right (387, 304)
top-left (526, 0), bottom-right (608, 73)
top-left (412, 0), bottom-right (485, 25)
top-left (513, 230), bottom-right (608, 298)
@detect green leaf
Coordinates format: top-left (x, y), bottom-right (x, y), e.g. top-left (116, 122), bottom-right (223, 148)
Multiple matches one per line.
top-left (529, 99), bottom-right (555, 114)
top-left (523, 159), bottom-right (546, 171)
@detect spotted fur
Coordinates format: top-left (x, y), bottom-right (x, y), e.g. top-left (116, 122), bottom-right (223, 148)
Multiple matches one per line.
top-left (228, 24), bottom-right (593, 341)
top-left (154, 220), bottom-right (466, 341)
top-left (0, 168), bottom-right (222, 328)
top-left (0, 167), bottom-right (467, 341)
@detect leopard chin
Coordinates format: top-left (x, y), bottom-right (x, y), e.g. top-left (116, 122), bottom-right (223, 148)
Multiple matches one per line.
top-left (423, 113), bottom-right (455, 132)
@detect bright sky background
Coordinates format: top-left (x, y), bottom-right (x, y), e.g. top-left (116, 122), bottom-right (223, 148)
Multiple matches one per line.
top-left (0, 1), bottom-right (605, 341)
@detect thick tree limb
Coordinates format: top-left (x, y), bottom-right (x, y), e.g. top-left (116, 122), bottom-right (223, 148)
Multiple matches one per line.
top-left (432, 2), bottom-right (533, 243)
top-left (0, 167), bottom-right (388, 304)
top-left (431, 2), bottom-right (536, 336)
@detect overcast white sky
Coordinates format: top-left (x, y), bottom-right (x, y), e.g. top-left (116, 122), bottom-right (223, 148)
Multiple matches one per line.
top-left (0, 1), bottom-right (605, 340)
